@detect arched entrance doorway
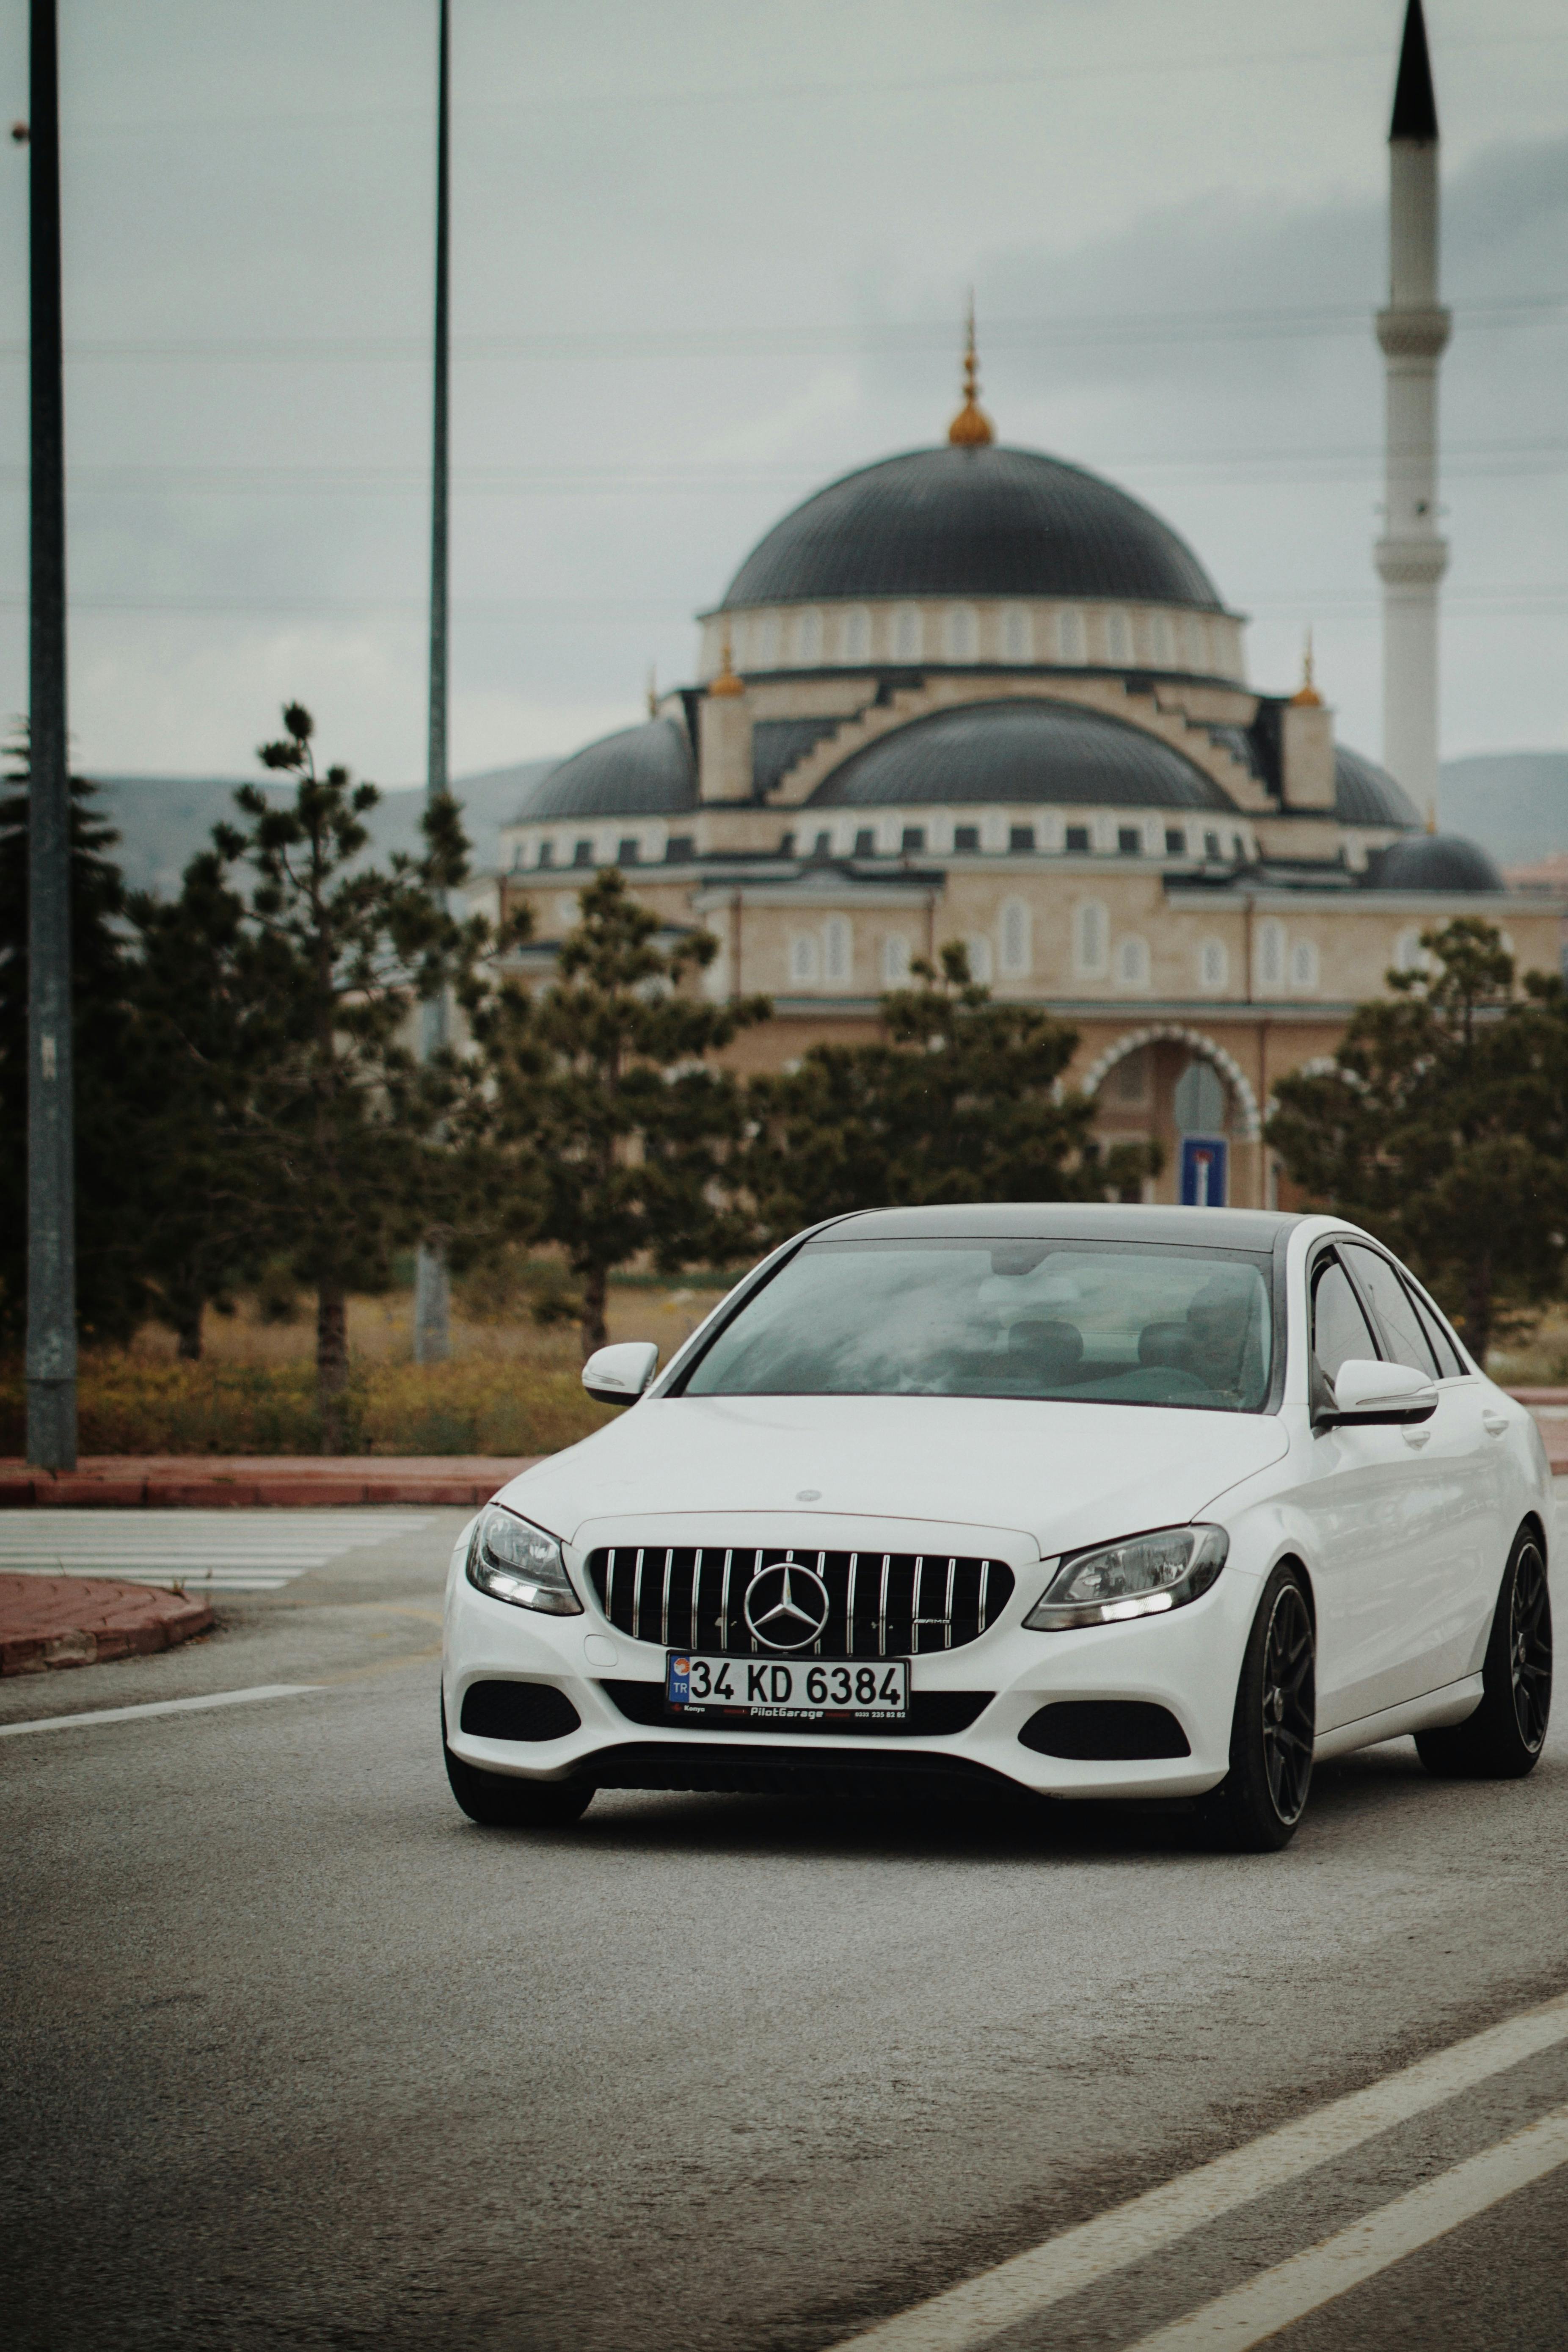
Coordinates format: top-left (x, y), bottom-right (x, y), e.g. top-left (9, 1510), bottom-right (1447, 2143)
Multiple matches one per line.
top-left (1083, 1026), bottom-right (1262, 1208)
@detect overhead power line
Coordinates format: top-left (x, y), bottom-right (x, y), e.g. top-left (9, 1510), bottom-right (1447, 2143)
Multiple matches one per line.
top-left (0, 296), bottom-right (1561, 368)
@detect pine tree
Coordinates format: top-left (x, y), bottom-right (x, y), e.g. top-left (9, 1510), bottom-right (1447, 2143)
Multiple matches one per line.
top-left (743, 943), bottom-right (1159, 1241)
top-left (474, 867), bottom-right (769, 1356)
top-left (0, 725), bottom-right (145, 1345)
top-left (1267, 917), bottom-right (1568, 1362)
top-left (142, 704), bottom-right (507, 1439)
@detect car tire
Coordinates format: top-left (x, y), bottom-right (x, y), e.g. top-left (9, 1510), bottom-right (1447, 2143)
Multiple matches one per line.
top-left (1415, 1527), bottom-right (1552, 1781)
top-left (441, 1695), bottom-right (595, 1828)
top-left (1199, 1564), bottom-right (1316, 1853)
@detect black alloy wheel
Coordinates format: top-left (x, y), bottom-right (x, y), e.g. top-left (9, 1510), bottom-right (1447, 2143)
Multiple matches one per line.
top-left (1201, 1565), bottom-right (1316, 1853)
top-left (1416, 1528), bottom-right (1553, 1781)
top-left (441, 1694), bottom-right (595, 1828)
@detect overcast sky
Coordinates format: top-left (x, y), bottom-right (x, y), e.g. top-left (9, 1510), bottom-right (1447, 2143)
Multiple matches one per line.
top-left (0, 0), bottom-right (1564, 802)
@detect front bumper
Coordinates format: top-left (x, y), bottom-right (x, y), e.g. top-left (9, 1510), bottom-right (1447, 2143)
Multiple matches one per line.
top-left (441, 1515), bottom-right (1257, 1802)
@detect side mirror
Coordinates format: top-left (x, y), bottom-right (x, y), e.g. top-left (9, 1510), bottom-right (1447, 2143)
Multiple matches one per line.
top-left (1316, 1356), bottom-right (1438, 1429)
top-left (582, 1340), bottom-right (659, 1409)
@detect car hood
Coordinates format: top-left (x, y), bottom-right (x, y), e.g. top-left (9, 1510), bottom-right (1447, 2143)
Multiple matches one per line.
top-left (496, 1394), bottom-right (1288, 1561)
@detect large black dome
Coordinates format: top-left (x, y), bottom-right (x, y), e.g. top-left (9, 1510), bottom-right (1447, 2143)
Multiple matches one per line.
top-left (1361, 834), bottom-right (1505, 893)
top-left (719, 444), bottom-right (1226, 614)
top-left (1334, 744), bottom-right (1422, 831)
top-left (518, 715), bottom-right (696, 822)
top-left (809, 700), bottom-right (1235, 811)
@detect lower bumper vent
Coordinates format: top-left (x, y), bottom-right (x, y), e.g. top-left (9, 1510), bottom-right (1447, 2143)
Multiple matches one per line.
top-left (461, 1680), bottom-right (582, 1742)
top-left (1018, 1700), bottom-right (1190, 1760)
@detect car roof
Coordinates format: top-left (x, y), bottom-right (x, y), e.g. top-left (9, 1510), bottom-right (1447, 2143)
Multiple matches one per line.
top-left (816, 1204), bottom-right (1303, 1249)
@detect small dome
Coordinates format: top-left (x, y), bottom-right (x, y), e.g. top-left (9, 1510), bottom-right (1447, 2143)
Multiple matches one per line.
top-left (719, 445), bottom-right (1226, 615)
top-left (1361, 834), bottom-right (1505, 893)
top-left (809, 699), bottom-right (1235, 811)
top-left (518, 715), bottom-right (696, 823)
top-left (1334, 744), bottom-right (1422, 831)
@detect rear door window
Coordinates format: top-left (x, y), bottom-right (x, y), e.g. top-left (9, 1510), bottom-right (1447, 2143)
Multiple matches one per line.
top-left (1342, 1245), bottom-right (1441, 1379)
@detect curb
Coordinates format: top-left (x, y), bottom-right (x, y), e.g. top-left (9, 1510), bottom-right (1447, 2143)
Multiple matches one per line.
top-left (0, 1456), bottom-right (535, 1509)
top-left (0, 1574), bottom-right (215, 1675)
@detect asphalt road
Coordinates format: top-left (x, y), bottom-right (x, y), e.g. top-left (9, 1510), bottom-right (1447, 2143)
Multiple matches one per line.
top-left (5, 1506), bottom-right (1568, 2352)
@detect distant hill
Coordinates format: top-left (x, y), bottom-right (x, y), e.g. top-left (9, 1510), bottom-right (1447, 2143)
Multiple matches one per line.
top-left (1439, 751), bottom-right (1568, 864)
top-left (86, 761), bottom-right (556, 899)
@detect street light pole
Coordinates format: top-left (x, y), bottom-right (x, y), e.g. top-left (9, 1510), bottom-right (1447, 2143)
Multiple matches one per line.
top-left (412, 0), bottom-right (452, 1363)
top-left (25, 0), bottom-right (77, 1471)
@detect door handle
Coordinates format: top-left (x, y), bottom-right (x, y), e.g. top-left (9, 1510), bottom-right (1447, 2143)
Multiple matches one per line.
top-left (1403, 1427), bottom-right (1432, 1449)
top-left (1483, 1412), bottom-right (1509, 1437)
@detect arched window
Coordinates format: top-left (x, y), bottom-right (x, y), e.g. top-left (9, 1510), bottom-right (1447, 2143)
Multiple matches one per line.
top-left (881, 933), bottom-right (911, 987)
top-left (1197, 936), bottom-right (1229, 993)
top-left (1395, 928), bottom-right (1427, 973)
top-left (1152, 611), bottom-right (1176, 667)
top-left (756, 612), bottom-right (781, 669)
top-left (1185, 614), bottom-right (1210, 671)
top-left (822, 917), bottom-right (852, 984)
top-left (966, 935), bottom-right (993, 984)
top-left (892, 605), bottom-right (923, 662)
top-left (1257, 916), bottom-right (1286, 992)
top-left (1000, 605), bottom-right (1033, 663)
top-left (1113, 1048), bottom-right (1150, 1106)
top-left (1115, 935), bottom-right (1151, 990)
top-left (1075, 899), bottom-right (1109, 978)
top-left (840, 605), bottom-right (871, 664)
top-left (1058, 607), bottom-right (1086, 663)
top-left (999, 898), bottom-right (1031, 977)
top-left (1106, 609), bottom-right (1133, 665)
top-left (1289, 939), bottom-right (1320, 993)
top-left (791, 607), bottom-right (823, 665)
top-left (943, 603), bottom-right (979, 661)
top-left (1174, 1057), bottom-right (1229, 1133)
top-left (789, 932), bottom-right (820, 986)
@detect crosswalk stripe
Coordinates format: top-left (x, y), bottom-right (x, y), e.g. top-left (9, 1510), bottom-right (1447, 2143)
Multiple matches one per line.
top-left (0, 1511), bottom-right (436, 1594)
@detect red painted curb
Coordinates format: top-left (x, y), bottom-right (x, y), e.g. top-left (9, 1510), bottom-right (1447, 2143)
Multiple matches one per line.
top-left (0, 1574), bottom-right (215, 1675)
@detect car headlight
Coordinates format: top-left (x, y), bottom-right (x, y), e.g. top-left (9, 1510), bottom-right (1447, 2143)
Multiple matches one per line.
top-left (1024, 1524), bottom-right (1228, 1631)
top-left (466, 1503), bottom-right (582, 1615)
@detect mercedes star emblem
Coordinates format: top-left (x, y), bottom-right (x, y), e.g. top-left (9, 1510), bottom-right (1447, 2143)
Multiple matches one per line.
top-left (743, 1560), bottom-right (831, 1651)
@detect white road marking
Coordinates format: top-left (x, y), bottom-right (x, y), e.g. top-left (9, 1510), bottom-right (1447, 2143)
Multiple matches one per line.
top-left (1121, 2104), bottom-right (1568, 2352)
top-left (825, 1991), bottom-right (1568, 2352)
top-left (0, 1510), bottom-right (434, 1594)
top-left (0, 1684), bottom-right (321, 1737)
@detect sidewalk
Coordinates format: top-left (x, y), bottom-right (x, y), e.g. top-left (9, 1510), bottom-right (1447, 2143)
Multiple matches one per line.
top-left (0, 1573), bottom-right (213, 1675)
top-left (0, 1456), bottom-right (534, 1509)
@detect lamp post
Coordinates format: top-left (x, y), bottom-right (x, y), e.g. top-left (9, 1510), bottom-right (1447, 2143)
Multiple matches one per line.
top-left (25, 0), bottom-right (77, 1470)
top-left (413, 0), bottom-right (452, 1362)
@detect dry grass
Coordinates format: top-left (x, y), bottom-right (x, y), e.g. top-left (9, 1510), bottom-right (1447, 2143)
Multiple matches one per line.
top-left (0, 1274), bottom-right (733, 1456)
top-left (1485, 1308), bottom-right (1568, 1389)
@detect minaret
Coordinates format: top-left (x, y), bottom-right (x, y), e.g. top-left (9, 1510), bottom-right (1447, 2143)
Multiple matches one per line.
top-left (1375, 0), bottom-right (1449, 828)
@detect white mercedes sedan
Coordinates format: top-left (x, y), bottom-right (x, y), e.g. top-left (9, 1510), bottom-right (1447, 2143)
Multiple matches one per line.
top-left (440, 1206), bottom-right (1554, 1850)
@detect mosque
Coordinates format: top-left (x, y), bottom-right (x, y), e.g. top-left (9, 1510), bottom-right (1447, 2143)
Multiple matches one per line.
top-left (483, 0), bottom-right (1557, 1211)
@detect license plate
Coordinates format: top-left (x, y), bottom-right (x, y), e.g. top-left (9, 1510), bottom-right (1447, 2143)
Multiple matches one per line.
top-left (666, 1652), bottom-right (909, 1721)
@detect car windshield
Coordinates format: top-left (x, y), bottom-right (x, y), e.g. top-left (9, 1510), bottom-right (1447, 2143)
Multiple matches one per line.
top-left (683, 1238), bottom-right (1274, 1413)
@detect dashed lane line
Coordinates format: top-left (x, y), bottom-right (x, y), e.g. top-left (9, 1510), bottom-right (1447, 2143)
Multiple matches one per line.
top-left (0, 1684), bottom-right (321, 1737)
top-left (0, 1511), bottom-right (435, 1594)
top-left (825, 1991), bottom-right (1568, 2352)
top-left (1121, 2104), bottom-right (1568, 2351)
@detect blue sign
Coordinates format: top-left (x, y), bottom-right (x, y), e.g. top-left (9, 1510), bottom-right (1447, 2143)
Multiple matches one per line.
top-left (1180, 1136), bottom-right (1228, 1207)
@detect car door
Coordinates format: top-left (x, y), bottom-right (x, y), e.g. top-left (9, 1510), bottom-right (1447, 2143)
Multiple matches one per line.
top-left (1341, 1242), bottom-right (1502, 1692)
top-left (1295, 1246), bottom-right (1443, 1732)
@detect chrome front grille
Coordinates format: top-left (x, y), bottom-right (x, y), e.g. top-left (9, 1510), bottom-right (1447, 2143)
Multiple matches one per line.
top-left (583, 1545), bottom-right (1014, 1657)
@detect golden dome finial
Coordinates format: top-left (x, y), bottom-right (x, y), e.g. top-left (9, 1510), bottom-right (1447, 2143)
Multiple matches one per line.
top-left (1290, 629), bottom-right (1322, 706)
top-left (948, 292), bottom-right (994, 447)
top-left (646, 664), bottom-right (659, 719)
top-left (709, 621), bottom-right (744, 698)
